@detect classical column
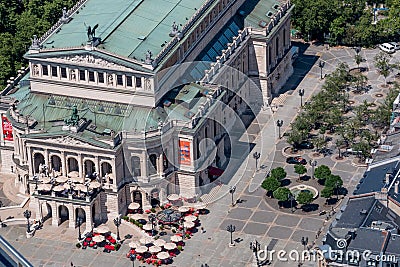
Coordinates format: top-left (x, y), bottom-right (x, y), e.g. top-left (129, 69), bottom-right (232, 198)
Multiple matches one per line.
top-left (27, 146), bottom-right (33, 176)
top-left (158, 154), bottom-right (164, 177)
top-left (44, 149), bottom-right (49, 167)
top-left (84, 206), bottom-right (92, 232)
top-left (141, 151), bottom-right (148, 180)
top-left (61, 151), bottom-right (66, 176)
top-left (51, 202), bottom-right (58, 226)
top-left (68, 204), bottom-right (75, 228)
top-left (94, 156), bottom-right (99, 176)
top-left (78, 154), bottom-right (83, 182)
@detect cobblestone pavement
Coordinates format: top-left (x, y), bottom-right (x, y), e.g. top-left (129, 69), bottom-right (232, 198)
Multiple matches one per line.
top-left (1, 43), bottom-right (398, 267)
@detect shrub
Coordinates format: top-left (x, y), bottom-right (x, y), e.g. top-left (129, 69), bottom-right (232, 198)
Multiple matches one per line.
top-left (138, 223), bottom-right (143, 229)
top-left (150, 208), bottom-right (156, 213)
top-left (159, 225), bottom-right (164, 230)
top-left (76, 243), bottom-right (81, 248)
top-left (130, 218), bottom-right (135, 223)
top-left (177, 245), bottom-right (183, 251)
top-left (172, 228), bottom-right (176, 233)
top-left (185, 233), bottom-right (190, 239)
top-left (122, 216), bottom-right (129, 221)
top-left (114, 244), bottom-right (121, 251)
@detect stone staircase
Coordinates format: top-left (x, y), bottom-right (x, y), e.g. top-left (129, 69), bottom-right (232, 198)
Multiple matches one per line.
top-left (199, 182), bottom-right (223, 206)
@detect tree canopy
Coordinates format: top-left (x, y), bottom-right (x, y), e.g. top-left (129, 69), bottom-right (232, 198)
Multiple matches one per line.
top-left (314, 165), bottom-right (332, 180)
top-left (261, 177), bottom-right (280, 192)
top-left (294, 164), bottom-right (307, 179)
top-left (270, 167), bottom-right (287, 181)
top-left (273, 187), bottom-right (291, 202)
top-left (296, 191), bottom-right (314, 205)
top-left (0, 0), bottom-right (77, 90)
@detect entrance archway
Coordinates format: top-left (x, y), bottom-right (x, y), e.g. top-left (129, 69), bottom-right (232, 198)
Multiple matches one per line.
top-left (150, 188), bottom-right (160, 208)
top-left (149, 154), bottom-right (157, 175)
top-left (132, 190), bottom-right (143, 206)
top-left (41, 202), bottom-right (52, 222)
top-left (67, 157), bottom-right (79, 173)
top-left (33, 153), bottom-right (45, 174)
top-left (75, 207), bottom-right (86, 225)
top-left (58, 205), bottom-right (69, 224)
top-left (50, 155), bottom-right (62, 172)
top-left (84, 160), bottom-right (95, 178)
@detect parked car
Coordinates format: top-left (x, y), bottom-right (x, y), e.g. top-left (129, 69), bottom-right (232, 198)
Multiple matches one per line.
top-left (389, 42), bottom-right (400, 50)
top-left (286, 156), bottom-right (307, 165)
top-left (378, 43), bottom-right (396, 54)
top-left (294, 141), bottom-right (314, 150)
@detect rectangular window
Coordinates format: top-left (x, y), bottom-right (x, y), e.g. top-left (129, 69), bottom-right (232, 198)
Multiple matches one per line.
top-left (61, 67), bottom-right (67, 78)
top-left (98, 72), bottom-right (104, 83)
top-left (126, 76), bottom-right (132, 87)
top-left (117, 74), bottom-right (123, 86)
top-left (89, 71), bottom-right (95, 82)
top-left (135, 77), bottom-right (142, 88)
top-left (51, 66), bottom-right (58, 77)
top-left (79, 70), bottom-right (85, 81)
top-left (42, 65), bottom-right (48, 76)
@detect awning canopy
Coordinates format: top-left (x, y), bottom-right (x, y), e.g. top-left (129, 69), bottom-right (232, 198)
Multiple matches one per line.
top-left (208, 166), bottom-right (224, 176)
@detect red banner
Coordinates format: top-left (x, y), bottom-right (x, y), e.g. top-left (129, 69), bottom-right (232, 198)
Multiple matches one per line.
top-left (179, 140), bottom-right (191, 165)
top-left (2, 115), bottom-right (13, 141)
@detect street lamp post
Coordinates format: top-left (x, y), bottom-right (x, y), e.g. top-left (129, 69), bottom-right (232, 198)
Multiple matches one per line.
top-left (77, 217), bottom-right (83, 240)
top-left (288, 193), bottom-right (295, 213)
top-left (276, 120), bottom-right (283, 139)
top-left (355, 46), bottom-right (361, 55)
top-left (298, 89), bottom-right (305, 107)
top-left (130, 253), bottom-right (136, 267)
top-left (253, 152), bottom-right (260, 170)
top-left (148, 213), bottom-right (156, 236)
top-left (226, 224), bottom-right (236, 247)
top-left (113, 215), bottom-right (121, 241)
top-left (309, 160), bottom-right (317, 179)
top-left (23, 210), bottom-right (31, 232)
top-left (301, 237), bottom-right (309, 251)
top-left (318, 60), bottom-right (325, 79)
top-left (229, 186), bottom-right (236, 207)
top-left (250, 240), bottom-right (261, 267)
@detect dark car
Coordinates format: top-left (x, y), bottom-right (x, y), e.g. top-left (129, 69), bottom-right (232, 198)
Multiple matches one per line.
top-left (286, 156), bottom-right (307, 165)
top-left (294, 141), bottom-right (314, 150)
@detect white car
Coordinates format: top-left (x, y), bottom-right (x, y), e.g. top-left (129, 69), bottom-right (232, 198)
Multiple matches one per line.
top-left (389, 42), bottom-right (400, 50)
top-left (378, 43), bottom-right (396, 53)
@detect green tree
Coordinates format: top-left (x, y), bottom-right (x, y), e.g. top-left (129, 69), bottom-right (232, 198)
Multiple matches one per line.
top-left (374, 51), bottom-right (393, 86)
top-left (273, 187), bottom-right (291, 202)
top-left (314, 165), bottom-right (332, 180)
top-left (294, 164), bottom-right (307, 180)
top-left (296, 191), bottom-right (314, 205)
top-left (261, 177), bottom-right (280, 192)
top-left (325, 175), bottom-right (343, 188)
top-left (321, 186), bottom-right (334, 201)
top-left (354, 54), bottom-right (364, 69)
top-left (270, 167), bottom-right (287, 181)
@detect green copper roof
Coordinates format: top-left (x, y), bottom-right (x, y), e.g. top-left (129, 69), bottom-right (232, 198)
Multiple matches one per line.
top-left (42, 0), bottom-right (205, 61)
top-left (243, 0), bottom-right (282, 29)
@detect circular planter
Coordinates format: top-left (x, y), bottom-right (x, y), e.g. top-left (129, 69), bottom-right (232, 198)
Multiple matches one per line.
top-left (282, 146), bottom-right (304, 157)
top-left (290, 185), bottom-right (319, 199)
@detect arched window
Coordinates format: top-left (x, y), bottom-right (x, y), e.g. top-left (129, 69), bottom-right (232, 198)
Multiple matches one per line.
top-left (149, 154), bottom-right (157, 175)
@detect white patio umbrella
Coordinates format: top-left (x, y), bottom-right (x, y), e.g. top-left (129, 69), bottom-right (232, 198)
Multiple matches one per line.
top-left (157, 251), bottom-right (170, 260)
top-left (178, 206), bottom-right (190, 213)
top-left (135, 246), bottom-right (148, 254)
top-left (164, 242), bottom-right (177, 250)
top-left (153, 239), bottom-right (166, 247)
top-left (94, 225), bottom-right (110, 234)
top-left (70, 176), bottom-right (82, 183)
top-left (128, 241), bottom-right (140, 248)
top-left (142, 224), bottom-right (153, 231)
top-left (139, 236), bottom-right (154, 245)
top-left (68, 171), bottom-right (79, 178)
top-left (128, 214), bottom-right (145, 220)
top-left (128, 202), bottom-right (140, 210)
top-left (74, 184), bottom-right (88, 192)
top-left (193, 202), bottom-right (207, 210)
top-left (92, 235), bottom-right (105, 243)
top-left (170, 235), bottom-right (182, 242)
top-left (55, 176), bottom-right (68, 183)
top-left (41, 177), bottom-right (51, 184)
top-left (167, 194), bottom-right (180, 201)
top-left (89, 181), bottom-right (101, 189)
top-left (184, 215), bottom-right (198, 222)
top-left (52, 185), bottom-right (64, 192)
top-left (63, 183), bottom-right (72, 190)
top-left (149, 246), bottom-right (162, 253)
top-left (183, 221), bottom-right (195, 228)
top-left (37, 184), bottom-right (52, 191)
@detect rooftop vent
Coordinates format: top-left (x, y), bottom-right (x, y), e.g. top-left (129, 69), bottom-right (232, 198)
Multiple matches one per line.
top-left (98, 105), bottom-right (105, 112)
top-left (259, 20), bottom-right (268, 28)
top-left (114, 106), bottom-right (122, 115)
top-left (266, 11), bottom-right (273, 17)
top-left (360, 209), bottom-right (368, 215)
top-left (273, 4), bottom-right (280, 9)
top-left (48, 96), bottom-right (55, 105)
